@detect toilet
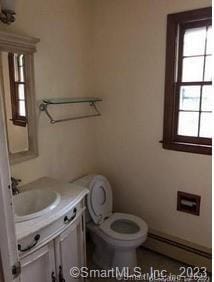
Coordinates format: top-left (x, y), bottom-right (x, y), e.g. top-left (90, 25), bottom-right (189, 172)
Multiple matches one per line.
top-left (74, 175), bottom-right (148, 269)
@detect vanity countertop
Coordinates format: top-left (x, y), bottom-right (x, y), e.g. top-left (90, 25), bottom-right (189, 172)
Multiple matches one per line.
top-left (15, 177), bottom-right (88, 241)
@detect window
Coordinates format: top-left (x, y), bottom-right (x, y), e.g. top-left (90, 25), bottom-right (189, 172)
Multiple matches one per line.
top-left (8, 53), bottom-right (27, 127)
top-left (163, 7), bottom-right (212, 155)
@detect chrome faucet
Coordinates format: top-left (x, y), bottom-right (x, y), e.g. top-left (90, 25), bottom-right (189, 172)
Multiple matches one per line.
top-left (11, 177), bottom-right (21, 195)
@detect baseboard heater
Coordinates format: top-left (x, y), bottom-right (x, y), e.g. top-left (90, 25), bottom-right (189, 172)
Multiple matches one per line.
top-left (143, 231), bottom-right (212, 272)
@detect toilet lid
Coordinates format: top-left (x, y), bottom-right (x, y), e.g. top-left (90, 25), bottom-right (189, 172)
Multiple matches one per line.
top-left (87, 175), bottom-right (112, 224)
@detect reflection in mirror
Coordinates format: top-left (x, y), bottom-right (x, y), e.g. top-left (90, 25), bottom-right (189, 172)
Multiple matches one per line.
top-left (2, 51), bottom-right (29, 154)
top-left (0, 31), bottom-right (39, 164)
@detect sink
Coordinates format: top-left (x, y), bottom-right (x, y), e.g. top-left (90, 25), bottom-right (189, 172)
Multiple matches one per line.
top-left (14, 189), bottom-right (61, 222)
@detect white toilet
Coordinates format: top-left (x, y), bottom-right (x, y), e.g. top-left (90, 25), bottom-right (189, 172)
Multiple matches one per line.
top-left (74, 175), bottom-right (148, 269)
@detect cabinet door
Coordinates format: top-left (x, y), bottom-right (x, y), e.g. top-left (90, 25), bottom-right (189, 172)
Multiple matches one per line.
top-left (55, 214), bottom-right (86, 282)
top-left (20, 241), bottom-right (56, 282)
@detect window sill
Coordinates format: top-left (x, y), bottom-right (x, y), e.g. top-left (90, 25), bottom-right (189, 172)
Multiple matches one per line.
top-left (12, 119), bottom-right (27, 127)
top-left (162, 141), bottom-right (212, 155)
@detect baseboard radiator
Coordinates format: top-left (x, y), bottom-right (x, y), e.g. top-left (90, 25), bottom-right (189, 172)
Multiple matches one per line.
top-left (143, 230), bottom-right (212, 273)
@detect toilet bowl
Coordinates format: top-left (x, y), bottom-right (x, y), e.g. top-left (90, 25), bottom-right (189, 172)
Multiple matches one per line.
top-left (73, 175), bottom-right (148, 269)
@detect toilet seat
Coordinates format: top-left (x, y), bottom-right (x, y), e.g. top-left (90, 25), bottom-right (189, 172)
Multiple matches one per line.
top-left (100, 213), bottom-right (148, 241)
top-left (87, 175), bottom-right (112, 224)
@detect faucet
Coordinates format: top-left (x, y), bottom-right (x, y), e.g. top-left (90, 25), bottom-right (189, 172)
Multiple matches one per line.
top-left (11, 177), bottom-right (21, 195)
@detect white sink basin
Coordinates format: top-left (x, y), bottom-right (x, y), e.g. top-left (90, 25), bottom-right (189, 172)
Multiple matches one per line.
top-left (14, 189), bottom-right (61, 222)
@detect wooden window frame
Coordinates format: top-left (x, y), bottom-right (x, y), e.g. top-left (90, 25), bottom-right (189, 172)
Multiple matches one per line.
top-left (8, 53), bottom-right (27, 127)
top-left (162, 7), bottom-right (212, 155)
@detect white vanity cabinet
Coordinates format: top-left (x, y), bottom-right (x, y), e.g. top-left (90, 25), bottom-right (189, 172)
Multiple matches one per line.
top-left (20, 241), bottom-right (56, 282)
top-left (55, 214), bottom-right (85, 282)
top-left (18, 202), bottom-right (86, 282)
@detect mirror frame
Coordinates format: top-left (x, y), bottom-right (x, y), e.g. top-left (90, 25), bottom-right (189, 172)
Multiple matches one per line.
top-left (0, 31), bottom-right (40, 164)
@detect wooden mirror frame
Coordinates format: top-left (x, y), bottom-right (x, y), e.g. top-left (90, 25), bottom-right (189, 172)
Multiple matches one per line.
top-left (0, 31), bottom-right (40, 164)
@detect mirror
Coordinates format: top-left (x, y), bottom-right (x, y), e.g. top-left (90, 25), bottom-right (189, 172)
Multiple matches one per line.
top-left (0, 31), bottom-right (39, 164)
top-left (2, 52), bottom-right (29, 154)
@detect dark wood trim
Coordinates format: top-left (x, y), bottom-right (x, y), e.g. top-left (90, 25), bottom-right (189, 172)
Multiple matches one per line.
top-left (162, 7), bottom-right (212, 155)
top-left (181, 18), bottom-right (212, 30)
top-left (163, 141), bottom-right (211, 155)
top-left (163, 13), bottom-right (178, 144)
top-left (168, 7), bottom-right (211, 23)
top-left (175, 135), bottom-right (211, 145)
top-left (177, 81), bottom-right (212, 86)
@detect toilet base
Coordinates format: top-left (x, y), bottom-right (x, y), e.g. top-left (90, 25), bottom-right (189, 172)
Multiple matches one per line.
top-left (112, 248), bottom-right (137, 269)
top-left (90, 229), bottom-right (140, 270)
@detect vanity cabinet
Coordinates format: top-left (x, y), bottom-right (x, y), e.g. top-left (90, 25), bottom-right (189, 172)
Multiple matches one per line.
top-left (55, 214), bottom-right (85, 282)
top-left (20, 241), bottom-right (56, 282)
top-left (18, 203), bottom-right (86, 282)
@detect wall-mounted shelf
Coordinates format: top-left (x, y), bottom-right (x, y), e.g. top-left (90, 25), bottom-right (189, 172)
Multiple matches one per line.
top-left (39, 97), bottom-right (102, 124)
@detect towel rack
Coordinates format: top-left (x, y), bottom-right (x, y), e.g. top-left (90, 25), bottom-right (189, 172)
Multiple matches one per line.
top-left (39, 97), bottom-right (102, 124)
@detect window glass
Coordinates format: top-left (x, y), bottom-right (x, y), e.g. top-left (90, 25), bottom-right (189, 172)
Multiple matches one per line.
top-left (201, 86), bottom-right (213, 111)
top-left (18, 84), bottom-right (25, 100)
top-left (183, 27), bottom-right (206, 56)
top-left (199, 113), bottom-right (212, 138)
top-left (178, 112), bottom-right (199, 136)
top-left (19, 101), bottom-right (26, 117)
top-left (19, 54), bottom-right (24, 67)
top-left (20, 66), bottom-right (24, 82)
top-left (13, 54), bottom-right (19, 82)
top-left (204, 56), bottom-right (212, 81)
top-left (206, 26), bottom-right (212, 55)
top-left (179, 25), bottom-right (212, 138)
top-left (182, 57), bottom-right (204, 82)
top-left (179, 86), bottom-right (200, 111)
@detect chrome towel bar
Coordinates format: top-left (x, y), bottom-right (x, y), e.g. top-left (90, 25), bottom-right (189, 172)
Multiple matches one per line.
top-left (39, 97), bottom-right (102, 124)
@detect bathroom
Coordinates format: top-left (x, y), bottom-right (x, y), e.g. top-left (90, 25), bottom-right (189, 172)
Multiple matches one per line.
top-left (0, 0), bottom-right (212, 281)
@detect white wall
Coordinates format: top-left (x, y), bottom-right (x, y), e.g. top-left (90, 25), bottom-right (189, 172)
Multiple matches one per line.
top-left (1, 0), bottom-right (97, 185)
top-left (92, 0), bottom-right (212, 248)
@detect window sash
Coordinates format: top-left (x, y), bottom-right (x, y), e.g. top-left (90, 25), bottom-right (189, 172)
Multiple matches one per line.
top-left (175, 20), bottom-right (212, 141)
top-left (162, 7), bottom-right (212, 155)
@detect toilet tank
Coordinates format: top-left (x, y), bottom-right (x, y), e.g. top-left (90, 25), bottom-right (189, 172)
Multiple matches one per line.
top-left (71, 175), bottom-right (95, 224)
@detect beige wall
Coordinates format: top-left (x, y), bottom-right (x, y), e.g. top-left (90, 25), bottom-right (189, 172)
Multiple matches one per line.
top-left (92, 0), bottom-right (212, 248)
top-left (1, 0), bottom-right (97, 184)
top-left (0, 0), bottom-right (211, 251)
